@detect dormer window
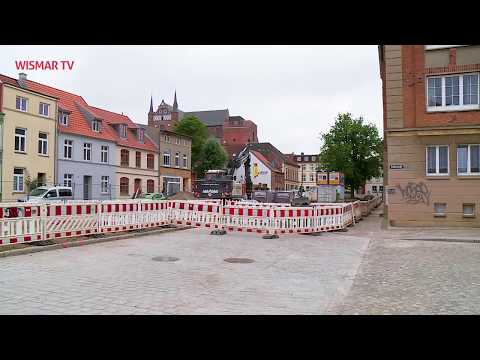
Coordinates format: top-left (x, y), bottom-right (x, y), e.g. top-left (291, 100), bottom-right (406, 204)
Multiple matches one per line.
top-left (58, 111), bottom-right (69, 126)
top-left (119, 124), bottom-right (127, 138)
top-left (138, 128), bottom-right (144, 143)
top-left (92, 120), bottom-right (100, 132)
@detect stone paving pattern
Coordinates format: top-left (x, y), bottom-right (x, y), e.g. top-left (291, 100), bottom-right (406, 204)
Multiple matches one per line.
top-left (0, 228), bottom-right (369, 315)
top-left (3, 205), bottom-right (480, 314)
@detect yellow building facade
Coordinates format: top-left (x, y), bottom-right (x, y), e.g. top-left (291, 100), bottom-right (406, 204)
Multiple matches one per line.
top-left (0, 78), bottom-right (58, 202)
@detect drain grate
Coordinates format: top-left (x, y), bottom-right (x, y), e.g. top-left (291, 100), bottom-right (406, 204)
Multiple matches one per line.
top-left (224, 258), bottom-right (255, 264)
top-left (152, 256), bottom-right (179, 262)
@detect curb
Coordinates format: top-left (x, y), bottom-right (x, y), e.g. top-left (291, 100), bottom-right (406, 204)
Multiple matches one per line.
top-left (398, 237), bottom-right (480, 244)
top-left (0, 226), bottom-right (192, 259)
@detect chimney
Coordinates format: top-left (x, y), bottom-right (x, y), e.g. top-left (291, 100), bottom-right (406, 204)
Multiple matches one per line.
top-left (18, 73), bottom-right (28, 89)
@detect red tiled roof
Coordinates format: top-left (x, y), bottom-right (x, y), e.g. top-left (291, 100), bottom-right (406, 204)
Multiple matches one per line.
top-left (0, 73), bottom-right (156, 152)
top-left (0, 74), bottom-right (118, 142)
top-left (88, 106), bottom-right (157, 152)
top-left (251, 150), bottom-right (283, 173)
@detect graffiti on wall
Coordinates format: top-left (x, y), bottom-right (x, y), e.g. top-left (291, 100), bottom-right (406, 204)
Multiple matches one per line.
top-left (396, 182), bottom-right (431, 205)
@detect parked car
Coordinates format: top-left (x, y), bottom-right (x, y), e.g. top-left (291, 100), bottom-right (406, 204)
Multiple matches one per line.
top-left (17, 186), bottom-right (74, 203)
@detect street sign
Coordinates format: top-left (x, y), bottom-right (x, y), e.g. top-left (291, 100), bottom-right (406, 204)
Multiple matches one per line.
top-left (389, 164), bottom-right (407, 170)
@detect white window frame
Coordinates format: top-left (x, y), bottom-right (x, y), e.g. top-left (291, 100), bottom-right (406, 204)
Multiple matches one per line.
top-left (13, 168), bottom-right (25, 192)
top-left (101, 176), bottom-right (109, 194)
top-left (457, 144), bottom-right (480, 175)
top-left (16, 96), bottom-right (27, 112)
top-left (58, 112), bottom-right (69, 126)
top-left (92, 120), bottom-right (100, 132)
top-left (426, 145), bottom-right (450, 176)
top-left (39, 102), bottom-right (49, 117)
top-left (83, 143), bottom-right (92, 161)
top-left (15, 128), bottom-right (26, 153)
top-left (120, 125), bottom-right (127, 138)
top-left (38, 132), bottom-right (48, 156)
top-left (183, 154), bottom-right (187, 168)
top-left (138, 129), bottom-right (144, 142)
top-left (64, 139), bottom-right (73, 159)
top-left (163, 152), bottom-right (171, 167)
top-left (426, 73), bottom-right (480, 112)
top-left (101, 145), bottom-right (109, 163)
top-left (63, 173), bottom-right (73, 188)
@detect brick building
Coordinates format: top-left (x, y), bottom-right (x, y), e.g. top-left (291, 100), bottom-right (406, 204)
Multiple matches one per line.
top-left (380, 45), bottom-right (480, 227)
top-left (147, 93), bottom-right (258, 159)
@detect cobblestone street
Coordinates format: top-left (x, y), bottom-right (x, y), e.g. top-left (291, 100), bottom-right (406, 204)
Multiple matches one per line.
top-left (0, 227), bottom-right (369, 315)
top-left (332, 209), bottom-right (480, 315)
top-left (2, 206), bottom-right (480, 314)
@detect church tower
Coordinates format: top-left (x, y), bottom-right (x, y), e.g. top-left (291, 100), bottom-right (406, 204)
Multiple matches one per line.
top-left (147, 95), bottom-right (154, 126)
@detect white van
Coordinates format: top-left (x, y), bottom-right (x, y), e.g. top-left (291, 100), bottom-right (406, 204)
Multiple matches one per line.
top-left (18, 186), bottom-right (74, 203)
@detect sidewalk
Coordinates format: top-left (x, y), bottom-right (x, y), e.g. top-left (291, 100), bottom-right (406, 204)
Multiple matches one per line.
top-left (358, 205), bottom-right (480, 243)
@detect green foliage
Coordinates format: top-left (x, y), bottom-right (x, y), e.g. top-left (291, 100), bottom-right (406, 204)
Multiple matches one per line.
top-left (174, 116), bottom-right (209, 175)
top-left (24, 176), bottom-right (42, 192)
top-left (196, 137), bottom-right (228, 177)
top-left (319, 113), bottom-right (383, 196)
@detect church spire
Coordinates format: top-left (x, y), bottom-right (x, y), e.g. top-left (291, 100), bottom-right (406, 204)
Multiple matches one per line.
top-left (149, 95), bottom-right (153, 113)
top-left (173, 90), bottom-right (178, 111)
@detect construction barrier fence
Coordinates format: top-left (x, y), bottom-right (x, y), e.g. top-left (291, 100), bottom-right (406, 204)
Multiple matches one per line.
top-left (0, 196), bottom-right (381, 246)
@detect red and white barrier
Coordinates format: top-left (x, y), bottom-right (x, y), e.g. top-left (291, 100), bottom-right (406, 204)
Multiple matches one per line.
top-left (0, 197), bottom-right (378, 246)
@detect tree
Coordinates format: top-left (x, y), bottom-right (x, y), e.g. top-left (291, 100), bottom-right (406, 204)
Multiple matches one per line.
top-left (319, 113), bottom-right (383, 198)
top-left (196, 137), bottom-right (228, 177)
top-left (174, 116), bottom-right (209, 176)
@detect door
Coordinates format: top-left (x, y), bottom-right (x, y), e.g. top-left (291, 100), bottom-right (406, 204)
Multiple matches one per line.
top-left (83, 176), bottom-right (92, 200)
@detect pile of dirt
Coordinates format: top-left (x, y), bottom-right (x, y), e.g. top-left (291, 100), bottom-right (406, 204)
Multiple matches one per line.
top-left (167, 191), bottom-right (197, 200)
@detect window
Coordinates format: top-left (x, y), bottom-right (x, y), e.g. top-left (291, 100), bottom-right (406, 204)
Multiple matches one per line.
top-left (92, 120), bottom-right (100, 132)
top-left (434, 203), bottom-right (447, 217)
top-left (312, 156), bottom-right (316, 161)
top-left (165, 135), bottom-right (170, 143)
top-left (138, 129), bottom-right (144, 142)
top-left (426, 145), bottom-right (449, 175)
top-left (427, 73), bottom-right (479, 111)
top-left (58, 189), bottom-right (72, 197)
top-left (101, 176), bottom-right (109, 194)
top-left (379, 186), bottom-right (384, 192)
top-left (119, 125), bottom-right (127, 138)
top-left (183, 154), bottom-right (187, 168)
top-left (310, 174), bottom-right (314, 182)
top-left (175, 152), bottom-right (180, 167)
top-left (175, 137), bottom-right (180, 145)
top-left (136, 151), bottom-right (141, 168)
top-left (15, 128), bottom-right (26, 152)
top-left (457, 144), bottom-right (480, 175)
top-left (16, 96), bottom-right (27, 111)
top-left (120, 177), bottom-right (129, 195)
top-left (101, 146), bottom-right (108, 163)
top-left (372, 186), bottom-right (378, 193)
top-left (13, 168), bottom-right (24, 192)
top-left (58, 112), bottom-right (69, 126)
top-left (38, 132), bottom-right (48, 155)
top-left (83, 143), bottom-right (92, 161)
top-left (45, 190), bottom-right (57, 199)
top-left (184, 139), bottom-right (188, 146)
top-left (296, 156), bottom-right (301, 162)
top-left (39, 102), bottom-right (49, 117)
top-left (302, 164), bottom-right (306, 171)
top-left (163, 152), bottom-right (171, 166)
top-left (64, 174), bottom-right (73, 188)
top-left (302, 174), bottom-right (306, 182)
top-left (64, 140), bottom-right (73, 159)
top-left (121, 149), bottom-right (129, 167)
top-left (147, 179), bottom-right (155, 193)
top-left (147, 154), bottom-right (154, 169)
top-left (463, 203), bottom-right (475, 217)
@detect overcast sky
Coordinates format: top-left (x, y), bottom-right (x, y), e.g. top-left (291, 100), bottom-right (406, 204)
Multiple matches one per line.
top-left (0, 45), bottom-right (382, 154)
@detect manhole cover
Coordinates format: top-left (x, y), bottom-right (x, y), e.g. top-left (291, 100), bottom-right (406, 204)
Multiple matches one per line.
top-left (224, 258), bottom-right (255, 264)
top-left (152, 256), bottom-right (179, 262)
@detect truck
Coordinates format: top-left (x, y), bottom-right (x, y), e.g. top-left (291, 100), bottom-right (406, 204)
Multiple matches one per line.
top-left (252, 190), bottom-right (310, 206)
top-left (193, 170), bottom-right (244, 200)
